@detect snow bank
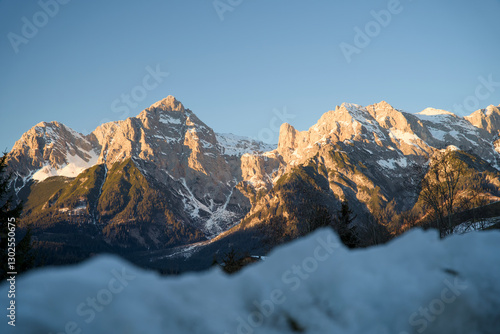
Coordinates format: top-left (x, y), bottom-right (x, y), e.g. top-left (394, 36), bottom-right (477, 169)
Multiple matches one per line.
top-left (1, 228), bottom-right (500, 333)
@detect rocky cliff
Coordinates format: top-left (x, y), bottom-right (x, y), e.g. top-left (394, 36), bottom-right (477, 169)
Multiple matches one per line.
top-left (6, 97), bottom-right (500, 266)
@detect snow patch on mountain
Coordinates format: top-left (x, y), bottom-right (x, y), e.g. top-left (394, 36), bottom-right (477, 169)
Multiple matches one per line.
top-left (427, 126), bottom-right (448, 141)
top-left (388, 129), bottom-right (419, 145)
top-left (159, 114), bottom-right (181, 125)
top-left (204, 186), bottom-right (240, 237)
top-left (32, 150), bottom-right (99, 181)
top-left (342, 103), bottom-right (387, 139)
top-left (178, 177), bottom-right (212, 219)
top-left (175, 174), bottom-right (241, 237)
top-left (418, 108), bottom-right (456, 116)
top-left (216, 133), bottom-right (276, 156)
top-left (377, 156), bottom-right (408, 170)
top-left (341, 102), bottom-right (364, 113)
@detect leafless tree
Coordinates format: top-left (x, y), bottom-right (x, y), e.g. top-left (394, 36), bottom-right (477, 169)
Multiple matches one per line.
top-left (419, 151), bottom-right (480, 237)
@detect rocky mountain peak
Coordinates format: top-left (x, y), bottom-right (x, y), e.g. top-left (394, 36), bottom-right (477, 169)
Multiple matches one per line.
top-left (8, 120), bottom-right (97, 185)
top-left (374, 100), bottom-right (394, 109)
top-left (7, 96), bottom-right (500, 256)
top-left (465, 104), bottom-right (500, 136)
top-left (485, 105), bottom-right (500, 116)
top-left (149, 95), bottom-right (184, 112)
top-left (12, 120), bottom-right (91, 156)
top-left (30, 121), bottom-right (68, 137)
top-left (137, 95), bottom-right (188, 126)
top-left (34, 120), bottom-right (53, 128)
top-left (338, 102), bottom-right (363, 112)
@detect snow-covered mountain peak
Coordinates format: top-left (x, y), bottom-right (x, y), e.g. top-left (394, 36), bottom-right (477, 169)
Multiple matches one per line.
top-left (276, 99), bottom-right (500, 182)
top-left (340, 102), bottom-right (365, 113)
top-left (417, 107), bottom-right (456, 117)
top-left (337, 101), bottom-right (397, 116)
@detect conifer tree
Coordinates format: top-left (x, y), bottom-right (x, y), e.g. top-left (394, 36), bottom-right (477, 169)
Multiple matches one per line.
top-left (0, 153), bottom-right (35, 279)
top-left (332, 199), bottom-right (359, 248)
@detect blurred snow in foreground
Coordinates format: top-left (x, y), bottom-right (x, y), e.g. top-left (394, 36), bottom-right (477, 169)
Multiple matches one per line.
top-left (1, 228), bottom-right (500, 334)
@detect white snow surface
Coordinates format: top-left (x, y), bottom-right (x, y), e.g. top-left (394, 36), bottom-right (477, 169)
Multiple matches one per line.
top-left (452, 218), bottom-right (499, 234)
top-left (377, 156), bottom-right (408, 170)
top-left (2, 228), bottom-right (500, 334)
top-left (32, 150), bottom-right (99, 181)
top-left (417, 108), bottom-right (456, 116)
top-left (216, 133), bottom-right (276, 156)
top-left (159, 114), bottom-right (182, 125)
top-left (388, 129), bottom-right (420, 146)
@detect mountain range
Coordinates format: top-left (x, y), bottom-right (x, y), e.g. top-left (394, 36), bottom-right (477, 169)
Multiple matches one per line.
top-left (6, 96), bottom-right (500, 271)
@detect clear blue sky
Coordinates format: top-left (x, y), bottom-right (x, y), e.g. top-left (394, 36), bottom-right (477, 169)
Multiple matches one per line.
top-left (1, 0), bottom-right (499, 150)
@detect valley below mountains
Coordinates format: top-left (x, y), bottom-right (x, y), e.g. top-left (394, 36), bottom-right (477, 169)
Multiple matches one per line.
top-left (6, 96), bottom-right (500, 272)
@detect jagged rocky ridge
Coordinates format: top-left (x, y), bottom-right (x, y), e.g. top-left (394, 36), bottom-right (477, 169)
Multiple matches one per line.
top-left (6, 97), bottom-right (500, 265)
top-left (9, 97), bottom-right (273, 239)
top-left (220, 102), bottom-right (500, 241)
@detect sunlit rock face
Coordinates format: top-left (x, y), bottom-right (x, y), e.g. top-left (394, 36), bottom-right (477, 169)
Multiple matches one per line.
top-left (7, 97), bottom-right (500, 240)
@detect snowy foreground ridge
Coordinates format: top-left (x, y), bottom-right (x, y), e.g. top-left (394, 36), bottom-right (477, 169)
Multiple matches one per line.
top-left (2, 229), bottom-right (500, 334)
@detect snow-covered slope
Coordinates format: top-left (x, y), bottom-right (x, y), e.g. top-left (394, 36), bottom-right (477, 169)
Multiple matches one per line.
top-left (216, 133), bottom-right (276, 156)
top-left (417, 108), bottom-right (456, 116)
top-left (2, 228), bottom-right (499, 333)
top-left (32, 149), bottom-right (99, 181)
top-left (7, 121), bottom-right (100, 185)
